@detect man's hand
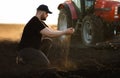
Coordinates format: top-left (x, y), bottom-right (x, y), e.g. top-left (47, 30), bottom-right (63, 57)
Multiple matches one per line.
top-left (64, 27), bottom-right (75, 35)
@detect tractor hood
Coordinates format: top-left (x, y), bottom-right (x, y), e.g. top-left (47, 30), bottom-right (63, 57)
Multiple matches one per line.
top-left (95, 0), bottom-right (120, 9)
top-left (95, 0), bottom-right (120, 22)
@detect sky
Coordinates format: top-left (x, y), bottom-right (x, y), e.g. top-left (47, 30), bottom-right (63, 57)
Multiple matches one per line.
top-left (0, 0), bottom-right (65, 25)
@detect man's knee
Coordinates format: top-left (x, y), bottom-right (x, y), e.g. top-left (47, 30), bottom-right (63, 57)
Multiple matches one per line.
top-left (16, 48), bottom-right (50, 68)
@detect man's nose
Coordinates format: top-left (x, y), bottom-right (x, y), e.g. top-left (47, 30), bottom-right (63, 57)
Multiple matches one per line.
top-left (46, 14), bottom-right (48, 17)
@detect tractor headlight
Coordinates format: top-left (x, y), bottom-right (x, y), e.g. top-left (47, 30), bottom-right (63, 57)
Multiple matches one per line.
top-left (114, 6), bottom-right (119, 18)
top-left (115, 6), bottom-right (118, 15)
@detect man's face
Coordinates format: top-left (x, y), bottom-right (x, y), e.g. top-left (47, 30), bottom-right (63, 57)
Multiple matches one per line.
top-left (41, 11), bottom-right (48, 20)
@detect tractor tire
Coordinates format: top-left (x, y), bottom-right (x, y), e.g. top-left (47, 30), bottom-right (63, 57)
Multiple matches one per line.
top-left (57, 8), bottom-right (73, 68)
top-left (58, 8), bottom-right (72, 52)
top-left (81, 15), bottom-right (104, 47)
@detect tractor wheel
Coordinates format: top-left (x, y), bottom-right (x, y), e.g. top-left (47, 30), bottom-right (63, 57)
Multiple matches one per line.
top-left (81, 15), bottom-right (104, 47)
top-left (58, 8), bottom-right (72, 50)
top-left (57, 8), bottom-right (73, 68)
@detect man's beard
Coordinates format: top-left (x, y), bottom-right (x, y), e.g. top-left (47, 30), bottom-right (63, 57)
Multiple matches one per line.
top-left (41, 18), bottom-right (46, 21)
top-left (41, 16), bottom-right (46, 21)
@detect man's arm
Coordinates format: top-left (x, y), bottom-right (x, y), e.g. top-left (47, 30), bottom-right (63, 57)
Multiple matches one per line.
top-left (40, 27), bottom-right (74, 38)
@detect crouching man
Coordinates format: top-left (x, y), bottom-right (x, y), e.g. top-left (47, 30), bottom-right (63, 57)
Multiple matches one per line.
top-left (16, 4), bottom-right (74, 77)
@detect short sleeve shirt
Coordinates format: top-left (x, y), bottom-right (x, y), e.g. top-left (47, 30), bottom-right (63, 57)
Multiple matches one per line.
top-left (18, 16), bottom-right (46, 50)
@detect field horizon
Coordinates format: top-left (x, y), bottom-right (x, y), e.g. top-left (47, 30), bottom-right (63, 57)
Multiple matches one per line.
top-left (0, 23), bottom-right (57, 41)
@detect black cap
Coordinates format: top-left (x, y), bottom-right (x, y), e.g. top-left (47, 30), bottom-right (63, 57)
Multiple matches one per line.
top-left (37, 4), bottom-right (52, 14)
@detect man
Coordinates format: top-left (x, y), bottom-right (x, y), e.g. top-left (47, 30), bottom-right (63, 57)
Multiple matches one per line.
top-left (17, 4), bottom-right (74, 69)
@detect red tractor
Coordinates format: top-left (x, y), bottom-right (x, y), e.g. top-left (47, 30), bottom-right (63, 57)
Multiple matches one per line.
top-left (57, 0), bottom-right (120, 50)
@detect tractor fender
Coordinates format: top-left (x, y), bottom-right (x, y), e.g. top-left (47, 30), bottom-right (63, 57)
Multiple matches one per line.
top-left (58, 1), bottom-right (78, 20)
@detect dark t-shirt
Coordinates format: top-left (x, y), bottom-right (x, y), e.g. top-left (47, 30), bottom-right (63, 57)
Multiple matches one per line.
top-left (18, 16), bottom-right (46, 50)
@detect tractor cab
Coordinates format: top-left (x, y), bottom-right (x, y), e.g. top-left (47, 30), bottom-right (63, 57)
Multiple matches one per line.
top-left (73, 0), bottom-right (94, 15)
top-left (73, 0), bottom-right (94, 9)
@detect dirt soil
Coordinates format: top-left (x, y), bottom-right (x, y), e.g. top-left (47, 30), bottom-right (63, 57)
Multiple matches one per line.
top-left (0, 24), bottom-right (120, 78)
top-left (0, 40), bottom-right (120, 78)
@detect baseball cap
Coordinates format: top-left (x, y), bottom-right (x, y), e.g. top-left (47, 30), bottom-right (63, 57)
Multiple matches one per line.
top-left (37, 4), bottom-right (52, 14)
